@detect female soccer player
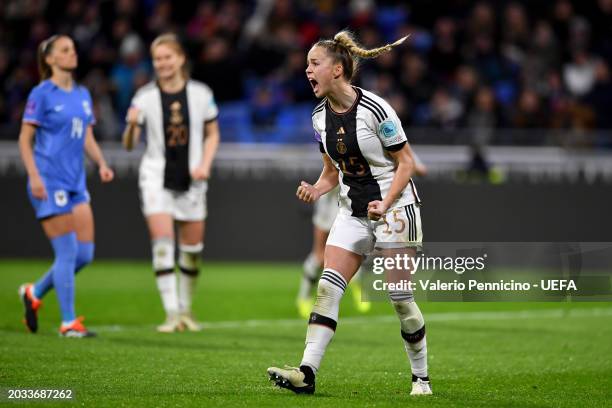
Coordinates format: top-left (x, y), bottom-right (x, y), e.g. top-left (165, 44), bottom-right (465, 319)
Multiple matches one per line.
top-left (269, 31), bottom-right (432, 396)
top-left (297, 162), bottom-right (427, 318)
top-left (18, 34), bottom-right (114, 337)
top-left (123, 33), bottom-right (220, 333)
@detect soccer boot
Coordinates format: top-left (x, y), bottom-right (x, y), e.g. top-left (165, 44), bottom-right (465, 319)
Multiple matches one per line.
top-left (19, 283), bottom-right (42, 333)
top-left (410, 375), bottom-right (432, 395)
top-left (180, 312), bottom-right (202, 332)
top-left (267, 365), bottom-right (315, 394)
top-left (157, 313), bottom-right (185, 333)
top-left (60, 317), bottom-right (96, 338)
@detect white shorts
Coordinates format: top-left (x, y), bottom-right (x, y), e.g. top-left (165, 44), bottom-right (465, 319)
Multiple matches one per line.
top-left (313, 187), bottom-right (340, 231)
top-left (326, 204), bottom-right (422, 256)
top-left (140, 181), bottom-right (208, 221)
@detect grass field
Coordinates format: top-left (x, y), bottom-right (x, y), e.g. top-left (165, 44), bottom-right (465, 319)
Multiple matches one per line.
top-left (1, 259), bottom-right (612, 407)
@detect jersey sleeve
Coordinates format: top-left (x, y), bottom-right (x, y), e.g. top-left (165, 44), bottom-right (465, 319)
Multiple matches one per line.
top-left (204, 93), bottom-right (219, 123)
top-left (84, 88), bottom-right (96, 126)
top-left (128, 91), bottom-right (147, 125)
top-left (22, 86), bottom-right (46, 125)
top-left (312, 116), bottom-right (325, 153)
top-left (375, 108), bottom-right (407, 152)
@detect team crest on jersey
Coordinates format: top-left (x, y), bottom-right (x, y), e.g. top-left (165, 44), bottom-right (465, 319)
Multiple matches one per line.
top-left (82, 100), bottom-right (92, 116)
top-left (336, 139), bottom-right (347, 154)
top-left (54, 190), bottom-right (68, 207)
top-left (170, 101), bottom-right (184, 125)
top-left (379, 120), bottom-right (398, 138)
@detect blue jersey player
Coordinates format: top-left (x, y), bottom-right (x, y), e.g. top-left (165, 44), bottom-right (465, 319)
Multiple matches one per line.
top-left (18, 35), bottom-right (114, 337)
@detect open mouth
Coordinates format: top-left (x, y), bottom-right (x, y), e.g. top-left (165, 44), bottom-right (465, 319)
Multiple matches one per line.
top-left (309, 79), bottom-right (319, 92)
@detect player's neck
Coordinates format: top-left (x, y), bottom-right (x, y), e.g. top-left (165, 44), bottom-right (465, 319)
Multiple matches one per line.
top-left (158, 75), bottom-right (186, 94)
top-left (50, 71), bottom-right (73, 91)
top-left (327, 83), bottom-right (357, 113)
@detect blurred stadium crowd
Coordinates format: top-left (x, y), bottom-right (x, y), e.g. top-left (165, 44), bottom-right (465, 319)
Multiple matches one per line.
top-left (1, 0), bottom-right (612, 145)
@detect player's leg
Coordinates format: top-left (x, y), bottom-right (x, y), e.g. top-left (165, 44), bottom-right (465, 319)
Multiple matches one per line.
top-left (176, 220), bottom-right (204, 331)
top-left (376, 204), bottom-right (430, 395)
top-left (147, 213), bottom-right (181, 332)
top-left (297, 225), bottom-right (328, 318)
top-left (33, 200), bottom-right (95, 298)
top-left (269, 213), bottom-right (372, 394)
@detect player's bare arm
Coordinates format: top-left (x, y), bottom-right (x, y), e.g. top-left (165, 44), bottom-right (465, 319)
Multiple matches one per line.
top-left (85, 126), bottom-right (114, 183)
top-left (192, 119), bottom-right (220, 181)
top-left (297, 154), bottom-right (338, 203)
top-left (367, 144), bottom-right (415, 221)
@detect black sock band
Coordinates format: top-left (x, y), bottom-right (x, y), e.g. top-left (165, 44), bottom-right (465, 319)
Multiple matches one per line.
top-left (401, 325), bottom-right (426, 343)
top-left (412, 374), bottom-right (430, 382)
top-left (155, 268), bottom-right (174, 277)
top-left (179, 266), bottom-right (199, 277)
top-left (308, 312), bottom-right (337, 331)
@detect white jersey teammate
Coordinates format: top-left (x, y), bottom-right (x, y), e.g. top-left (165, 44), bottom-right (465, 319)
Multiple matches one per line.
top-left (123, 34), bottom-right (220, 333)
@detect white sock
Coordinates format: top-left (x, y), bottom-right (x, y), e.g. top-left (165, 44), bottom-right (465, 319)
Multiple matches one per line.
top-left (156, 272), bottom-right (179, 316)
top-left (178, 243), bottom-right (203, 314)
top-left (298, 252), bottom-right (322, 300)
top-left (301, 269), bottom-right (347, 372)
top-left (152, 238), bottom-right (178, 316)
top-left (391, 295), bottom-right (428, 378)
top-left (178, 272), bottom-right (197, 313)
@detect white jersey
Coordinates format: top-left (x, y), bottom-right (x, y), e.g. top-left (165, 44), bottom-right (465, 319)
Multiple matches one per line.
top-left (312, 87), bottom-right (420, 218)
top-left (130, 79), bottom-right (218, 190)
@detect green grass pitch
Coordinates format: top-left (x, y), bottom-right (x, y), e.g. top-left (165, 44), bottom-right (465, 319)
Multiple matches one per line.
top-left (1, 260), bottom-right (611, 407)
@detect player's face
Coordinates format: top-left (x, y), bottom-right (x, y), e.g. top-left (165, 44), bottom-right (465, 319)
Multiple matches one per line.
top-left (306, 46), bottom-right (341, 98)
top-left (152, 44), bottom-right (185, 81)
top-left (47, 37), bottom-right (78, 72)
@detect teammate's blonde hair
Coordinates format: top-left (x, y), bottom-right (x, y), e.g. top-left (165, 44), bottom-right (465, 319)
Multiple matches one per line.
top-left (150, 33), bottom-right (189, 79)
top-left (314, 30), bottom-right (408, 81)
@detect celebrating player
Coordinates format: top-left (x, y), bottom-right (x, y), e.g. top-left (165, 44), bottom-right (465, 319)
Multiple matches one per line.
top-left (268, 31), bottom-right (431, 395)
top-left (123, 33), bottom-right (220, 333)
top-left (297, 159), bottom-right (427, 318)
top-left (18, 34), bottom-right (114, 337)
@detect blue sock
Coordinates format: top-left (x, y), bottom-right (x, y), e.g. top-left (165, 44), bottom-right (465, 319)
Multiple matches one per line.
top-left (49, 232), bottom-right (78, 323)
top-left (34, 241), bottom-right (94, 299)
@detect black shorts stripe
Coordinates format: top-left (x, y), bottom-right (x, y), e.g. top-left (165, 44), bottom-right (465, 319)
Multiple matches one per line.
top-left (361, 94), bottom-right (388, 121)
top-left (309, 312), bottom-right (337, 331)
top-left (359, 102), bottom-right (382, 123)
top-left (401, 325), bottom-right (426, 343)
top-left (320, 272), bottom-right (347, 291)
top-left (404, 205), bottom-right (414, 241)
top-left (408, 204), bottom-right (417, 241)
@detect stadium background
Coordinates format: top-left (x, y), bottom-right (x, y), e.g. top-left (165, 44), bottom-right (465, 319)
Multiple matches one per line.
top-left (1, 1), bottom-right (612, 407)
top-left (1, 0), bottom-right (612, 259)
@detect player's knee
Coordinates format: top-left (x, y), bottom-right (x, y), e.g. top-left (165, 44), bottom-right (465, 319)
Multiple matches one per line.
top-left (152, 237), bottom-right (175, 272)
top-left (52, 232), bottom-right (78, 264)
top-left (178, 242), bottom-right (203, 275)
top-left (314, 271), bottom-right (346, 310)
top-left (76, 242), bottom-right (95, 270)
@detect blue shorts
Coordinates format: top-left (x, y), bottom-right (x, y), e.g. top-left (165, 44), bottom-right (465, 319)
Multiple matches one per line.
top-left (27, 184), bottom-right (90, 220)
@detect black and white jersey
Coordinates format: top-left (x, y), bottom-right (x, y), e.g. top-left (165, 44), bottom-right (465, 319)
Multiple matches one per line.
top-left (312, 87), bottom-right (420, 218)
top-left (130, 80), bottom-right (218, 191)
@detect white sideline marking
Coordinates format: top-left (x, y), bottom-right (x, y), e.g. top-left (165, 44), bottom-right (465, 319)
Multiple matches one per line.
top-left (90, 307), bottom-right (612, 333)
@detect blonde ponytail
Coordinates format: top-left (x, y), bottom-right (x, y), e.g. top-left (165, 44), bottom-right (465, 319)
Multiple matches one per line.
top-left (314, 30), bottom-right (409, 81)
top-left (333, 31), bottom-right (409, 59)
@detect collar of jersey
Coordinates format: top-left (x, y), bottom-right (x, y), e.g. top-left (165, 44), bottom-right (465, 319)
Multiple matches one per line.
top-left (326, 86), bottom-right (362, 116)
